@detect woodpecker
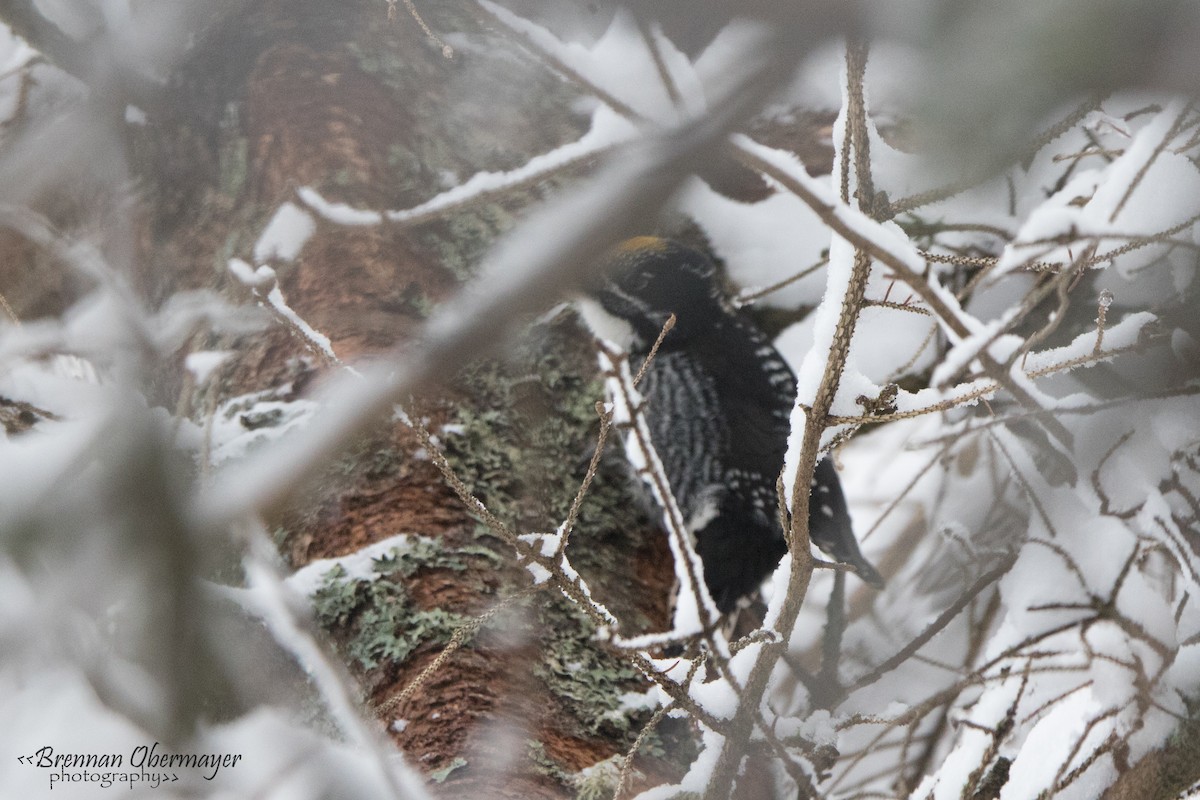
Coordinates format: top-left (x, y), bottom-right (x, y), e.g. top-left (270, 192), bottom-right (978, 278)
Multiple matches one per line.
top-left (578, 237), bottom-right (883, 612)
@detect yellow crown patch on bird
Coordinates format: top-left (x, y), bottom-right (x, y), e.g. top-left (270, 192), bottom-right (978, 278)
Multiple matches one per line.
top-left (616, 236), bottom-right (669, 255)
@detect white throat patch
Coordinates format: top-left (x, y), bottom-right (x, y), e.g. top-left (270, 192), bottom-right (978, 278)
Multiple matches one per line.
top-left (575, 297), bottom-right (636, 349)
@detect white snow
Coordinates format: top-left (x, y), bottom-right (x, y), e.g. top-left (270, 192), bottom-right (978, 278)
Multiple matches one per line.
top-left (228, 258), bottom-right (340, 365)
top-left (300, 105), bottom-right (639, 229)
top-left (296, 187), bottom-right (383, 226)
top-left (265, 283), bottom-right (337, 361)
top-left (480, 1), bottom-right (705, 122)
top-left (228, 257), bottom-right (273, 289)
top-left (286, 533), bottom-right (426, 598)
top-left (996, 102), bottom-right (1200, 278)
top-left (677, 176), bottom-right (831, 309)
top-left (207, 388), bottom-right (319, 466)
top-left (1020, 311), bottom-right (1155, 375)
top-left (184, 350), bottom-right (232, 385)
top-left (254, 202), bottom-right (316, 262)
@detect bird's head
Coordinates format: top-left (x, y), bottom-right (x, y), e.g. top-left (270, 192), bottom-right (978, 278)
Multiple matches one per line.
top-left (580, 237), bottom-right (721, 349)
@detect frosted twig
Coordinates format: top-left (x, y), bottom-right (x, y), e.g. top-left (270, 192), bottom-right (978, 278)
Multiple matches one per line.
top-left (1053, 146), bottom-right (1124, 163)
top-left (987, 430), bottom-right (1058, 538)
top-left (885, 319), bottom-right (938, 384)
top-left (557, 401), bottom-right (613, 558)
top-left (1094, 290), bottom-right (1113, 354)
top-left (921, 207), bottom-right (1200, 284)
top-left (734, 256), bottom-right (829, 307)
top-left (410, 417), bottom-right (618, 622)
top-left (960, 663), bottom-right (1028, 798)
top-left (400, 0), bottom-right (454, 58)
top-left (1012, 254), bottom-right (1090, 376)
top-left (228, 259), bottom-right (353, 372)
top-left (750, 707), bottom-right (821, 797)
top-left (635, 17), bottom-right (683, 112)
top-left (859, 439), bottom-right (953, 545)
top-left (938, 244), bottom-right (1083, 390)
top-left (1093, 430), bottom-right (1138, 519)
top-left (297, 136), bottom-right (619, 231)
top-left (613, 657), bottom-right (704, 800)
top-left (375, 587), bottom-right (538, 718)
top-left (1153, 515), bottom-right (1200, 584)
top-left (864, 298), bottom-right (931, 316)
top-left (830, 619), bottom-right (1101, 792)
top-left (847, 552), bottom-right (1016, 694)
top-left (845, 39), bottom-right (876, 213)
top-left (410, 422), bottom-right (609, 623)
top-left (613, 701), bottom-right (674, 799)
top-left (1048, 708), bottom-right (1120, 794)
top-left (811, 319), bottom-right (1161, 428)
top-left (632, 313), bottom-right (674, 388)
top-left (0, 290), bottom-right (19, 326)
top-left (814, 571), bottom-right (848, 707)
top-left (1019, 680), bottom-right (1093, 726)
top-left (903, 590), bottom-right (1004, 788)
top-left (1024, 539), bottom-right (1089, 594)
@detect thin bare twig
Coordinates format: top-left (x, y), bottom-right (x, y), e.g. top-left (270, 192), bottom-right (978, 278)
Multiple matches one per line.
top-left (375, 587), bottom-right (538, 718)
top-left (735, 256), bottom-right (829, 307)
top-left (632, 314), bottom-right (675, 387)
top-left (400, 0), bottom-right (454, 58)
top-left (1108, 102), bottom-right (1192, 223)
top-left (847, 553), bottom-right (1016, 695)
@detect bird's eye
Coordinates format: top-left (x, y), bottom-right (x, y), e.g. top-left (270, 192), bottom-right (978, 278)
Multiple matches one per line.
top-left (626, 271), bottom-right (652, 292)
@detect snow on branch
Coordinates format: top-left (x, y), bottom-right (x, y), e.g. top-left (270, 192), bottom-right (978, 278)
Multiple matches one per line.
top-left (297, 106), bottom-right (637, 230)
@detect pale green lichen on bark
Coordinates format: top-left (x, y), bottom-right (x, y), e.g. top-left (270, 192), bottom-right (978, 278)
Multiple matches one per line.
top-left (536, 596), bottom-right (640, 738)
top-left (310, 542), bottom-right (487, 670)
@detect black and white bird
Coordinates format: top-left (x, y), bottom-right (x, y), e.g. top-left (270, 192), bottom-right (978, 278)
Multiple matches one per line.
top-left (578, 237), bottom-right (883, 612)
